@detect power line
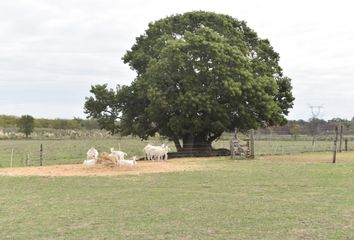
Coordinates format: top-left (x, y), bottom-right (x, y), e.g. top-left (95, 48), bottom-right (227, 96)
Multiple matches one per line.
top-left (309, 105), bottom-right (323, 118)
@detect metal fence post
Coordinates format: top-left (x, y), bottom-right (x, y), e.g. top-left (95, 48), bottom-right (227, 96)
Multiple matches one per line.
top-left (332, 126), bottom-right (338, 164)
top-left (40, 144), bottom-right (43, 166)
top-left (339, 125), bottom-right (343, 152)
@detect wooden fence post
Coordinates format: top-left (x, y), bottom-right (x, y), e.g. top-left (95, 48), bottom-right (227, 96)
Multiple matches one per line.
top-left (339, 125), bottom-right (343, 152)
top-left (332, 126), bottom-right (338, 164)
top-left (40, 144), bottom-right (43, 166)
top-left (345, 139), bottom-right (348, 151)
top-left (250, 129), bottom-right (255, 159)
top-left (230, 128), bottom-right (237, 159)
top-left (233, 128), bottom-right (238, 139)
top-left (230, 141), bottom-right (234, 159)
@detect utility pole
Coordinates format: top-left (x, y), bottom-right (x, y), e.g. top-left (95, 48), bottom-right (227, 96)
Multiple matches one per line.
top-left (309, 105), bottom-right (323, 119)
top-left (308, 105), bottom-right (323, 147)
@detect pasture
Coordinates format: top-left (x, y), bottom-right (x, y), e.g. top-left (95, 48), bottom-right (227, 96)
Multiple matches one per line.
top-left (0, 152), bottom-right (353, 239)
top-left (0, 137), bottom-right (169, 167)
top-left (1, 135), bottom-right (352, 167)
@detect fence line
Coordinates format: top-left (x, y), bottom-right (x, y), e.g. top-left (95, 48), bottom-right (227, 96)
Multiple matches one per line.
top-left (0, 126), bottom-right (353, 167)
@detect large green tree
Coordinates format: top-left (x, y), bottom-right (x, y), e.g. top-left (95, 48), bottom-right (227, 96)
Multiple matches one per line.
top-left (18, 115), bottom-right (34, 138)
top-left (85, 11), bottom-right (294, 153)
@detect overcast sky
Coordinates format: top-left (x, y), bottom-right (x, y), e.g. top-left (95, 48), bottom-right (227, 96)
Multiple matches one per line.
top-left (0, 0), bottom-right (353, 120)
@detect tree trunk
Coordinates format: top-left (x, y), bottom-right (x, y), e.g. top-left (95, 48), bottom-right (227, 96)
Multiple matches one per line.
top-left (173, 137), bottom-right (182, 152)
top-left (169, 133), bottom-right (230, 158)
top-left (180, 134), bottom-right (213, 153)
top-left (182, 134), bottom-right (195, 152)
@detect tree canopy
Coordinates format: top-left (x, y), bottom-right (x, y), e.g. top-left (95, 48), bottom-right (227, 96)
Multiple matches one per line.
top-left (18, 115), bottom-right (34, 138)
top-left (85, 11), bottom-right (294, 153)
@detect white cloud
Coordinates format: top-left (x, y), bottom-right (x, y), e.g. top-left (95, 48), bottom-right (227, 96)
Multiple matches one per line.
top-left (0, 0), bottom-right (353, 120)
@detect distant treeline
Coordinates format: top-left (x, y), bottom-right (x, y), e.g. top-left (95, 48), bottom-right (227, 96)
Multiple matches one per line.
top-left (0, 115), bottom-right (100, 130)
top-left (1, 114), bottom-right (354, 134)
top-left (259, 118), bottom-right (354, 135)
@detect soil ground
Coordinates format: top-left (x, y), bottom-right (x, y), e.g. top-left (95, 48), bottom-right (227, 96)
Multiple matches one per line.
top-left (1, 152), bottom-right (353, 177)
top-left (0, 159), bottom-right (201, 176)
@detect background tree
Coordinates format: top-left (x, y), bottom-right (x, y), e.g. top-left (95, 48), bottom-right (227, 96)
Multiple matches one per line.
top-left (18, 115), bottom-right (34, 138)
top-left (85, 11), bottom-right (294, 154)
top-left (0, 115), bottom-right (18, 128)
top-left (0, 115), bottom-right (100, 130)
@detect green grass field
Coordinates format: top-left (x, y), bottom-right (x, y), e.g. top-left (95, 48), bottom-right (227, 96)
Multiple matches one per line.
top-left (0, 153), bottom-right (353, 239)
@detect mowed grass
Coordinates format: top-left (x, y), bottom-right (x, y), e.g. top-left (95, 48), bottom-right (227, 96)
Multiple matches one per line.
top-left (0, 153), bottom-right (353, 239)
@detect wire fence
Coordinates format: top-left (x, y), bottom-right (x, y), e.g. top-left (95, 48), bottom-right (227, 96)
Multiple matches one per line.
top-left (0, 137), bottom-right (168, 168)
top-left (0, 126), bottom-right (352, 167)
top-left (0, 140), bottom-right (87, 168)
top-left (214, 125), bottom-right (354, 156)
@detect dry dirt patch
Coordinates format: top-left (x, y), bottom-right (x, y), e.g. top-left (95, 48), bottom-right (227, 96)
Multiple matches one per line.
top-left (0, 159), bottom-right (202, 177)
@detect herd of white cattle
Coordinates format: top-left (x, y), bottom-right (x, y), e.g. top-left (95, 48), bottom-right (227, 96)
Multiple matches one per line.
top-left (83, 144), bottom-right (170, 167)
